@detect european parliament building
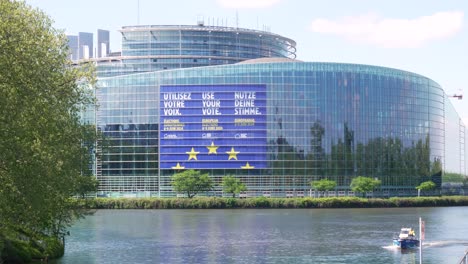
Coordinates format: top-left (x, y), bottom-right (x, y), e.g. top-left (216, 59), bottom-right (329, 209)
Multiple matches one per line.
top-left (81, 23), bottom-right (467, 197)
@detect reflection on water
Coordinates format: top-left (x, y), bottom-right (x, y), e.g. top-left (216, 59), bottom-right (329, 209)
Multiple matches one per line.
top-left (54, 207), bottom-right (468, 264)
top-left (424, 241), bottom-right (468, 248)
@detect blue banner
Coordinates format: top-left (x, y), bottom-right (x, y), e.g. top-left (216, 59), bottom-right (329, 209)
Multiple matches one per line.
top-left (159, 84), bottom-right (267, 169)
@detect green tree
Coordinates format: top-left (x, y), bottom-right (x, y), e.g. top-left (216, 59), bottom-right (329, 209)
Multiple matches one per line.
top-left (0, 0), bottom-right (97, 256)
top-left (222, 176), bottom-right (247, 198)
top-left (416, 181), bottom-right (436, 194)
top-left (171, 170), bottom-right (213, 198)
top-left (75, 175), bottom-right (100, 199)
top-left (350, 176), bottom-right (381, 197)
top-left (311, 179), bottom-right (337, 197)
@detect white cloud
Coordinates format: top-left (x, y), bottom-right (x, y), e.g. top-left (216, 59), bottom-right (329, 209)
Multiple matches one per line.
top-left (310, 11), bottom-right (464, 48)
top-left (217, 0), bottom-right (281, 9)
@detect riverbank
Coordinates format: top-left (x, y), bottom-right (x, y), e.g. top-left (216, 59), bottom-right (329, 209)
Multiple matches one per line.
top-left (0, 230), bottom-right (64, 263)
top-left (76, 196), bottom-right (468, 209)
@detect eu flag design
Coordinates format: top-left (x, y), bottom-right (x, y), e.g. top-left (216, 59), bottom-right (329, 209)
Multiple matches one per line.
top-left (159, 84), bottom-right (267, 169)
top-left (206, 142), bottom-right (219, 154)
top-left (186, 148), bottom-right (200, 160)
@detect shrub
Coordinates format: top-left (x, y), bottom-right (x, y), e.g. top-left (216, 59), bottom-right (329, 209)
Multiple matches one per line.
top-left (43, 236), bottom-right (64, 259)
top-left (74, 196), bottom-right (468, 209)
top-left (2, 240), bottom-right (32, 263)
top-left (225, 198), bottom-right (237, 208)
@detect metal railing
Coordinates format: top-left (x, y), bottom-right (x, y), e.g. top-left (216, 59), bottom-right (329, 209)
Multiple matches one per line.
top-left (458, 250), bottom-right (468, 264)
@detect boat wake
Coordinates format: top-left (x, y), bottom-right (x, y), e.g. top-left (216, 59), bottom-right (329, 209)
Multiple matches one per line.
top-left (382, 245), bottom-right (401, 250)
top-left (383, 240), bottom-right (468, 250)
top-left (382, 245), bottom-right (419, 254)
top-left (423, 240), bottom-right (468, 248)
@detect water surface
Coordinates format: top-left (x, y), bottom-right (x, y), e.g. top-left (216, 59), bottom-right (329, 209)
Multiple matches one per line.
top-left (55, 207), bottom-right (468, 263)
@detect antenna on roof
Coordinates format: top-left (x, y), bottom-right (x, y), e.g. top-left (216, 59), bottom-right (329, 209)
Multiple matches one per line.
top-left (137, 0), bottom-right (140, 25)
top-left (197, 15), bottom-right (204, 26)
top-left (236, 10), bottom-right (239, 29)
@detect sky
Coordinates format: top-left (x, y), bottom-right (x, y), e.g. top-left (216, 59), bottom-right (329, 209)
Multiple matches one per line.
top-left (26, 0), bottom-right (468, 125)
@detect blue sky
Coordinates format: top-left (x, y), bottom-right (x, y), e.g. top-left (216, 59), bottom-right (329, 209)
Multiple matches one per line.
top-left (27, 0), bottom-right (468, 124)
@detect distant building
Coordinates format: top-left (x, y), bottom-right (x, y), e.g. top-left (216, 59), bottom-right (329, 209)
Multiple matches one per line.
top-left (67, 30), bottom-right (111, 61)
top-left (67, 35), bottom-right (79, 61)
top-left (97, 29), bottom-right (110, 58)
top-left (78, 32), bottom-right (93, 59)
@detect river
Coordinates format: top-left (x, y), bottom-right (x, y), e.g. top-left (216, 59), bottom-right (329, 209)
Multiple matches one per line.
top-left (54, 207), bottom-right (468, 263)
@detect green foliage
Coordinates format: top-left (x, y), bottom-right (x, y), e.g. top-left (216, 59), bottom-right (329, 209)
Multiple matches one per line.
top-left (311, 179), bottom-right (337, 192)
top-left (171, 170), bottom-right (214, 198)
top-left (350, 176), bottom-right (381, 195)
top-left (75, 175), bottom-right (99, 198)
top-left (42, 236), bottom-right (64, 259)
top-left (2, 239), bottom-right (33, 263)
top-left (0, 1), bottom-right (97, 261)
top-left (0, 229), bottom-right (64, 263)
top-left (416, 181), bottom-right (436, 191)
top-left (221, 175), bottom-right (247, 198)
top-left (443, 172), bottom-right (465, 183)
top-left (76, 196), bottom-right (468, 209)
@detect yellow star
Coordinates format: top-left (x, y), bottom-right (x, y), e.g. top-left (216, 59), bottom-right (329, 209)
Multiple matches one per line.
top-left (226, 147), bottom-right (240, 160)
top-left (186, 147), bottom-right (199, 160)
top-left (241, 162), bottom-right (255, 169)
top-left (172, 163), bottom-right (185, 170)
top-left (206, 142), bottom-right (219, 154)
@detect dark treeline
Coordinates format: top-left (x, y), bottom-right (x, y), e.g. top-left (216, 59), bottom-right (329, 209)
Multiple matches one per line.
top-left (273, 121), bottom-right (441, 188)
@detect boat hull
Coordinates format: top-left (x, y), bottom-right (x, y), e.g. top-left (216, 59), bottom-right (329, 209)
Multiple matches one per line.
top-left (393, 238), bottom-right (420, 249)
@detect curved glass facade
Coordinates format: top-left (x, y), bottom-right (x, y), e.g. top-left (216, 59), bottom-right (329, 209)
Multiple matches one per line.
top-left (96, 25), bottom-right (296, 78)
top-left (95, 61), bottom-right (467, 197)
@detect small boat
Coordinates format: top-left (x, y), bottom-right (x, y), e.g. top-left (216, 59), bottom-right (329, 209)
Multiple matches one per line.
top-left (393, 227), bottom-right (420, 249)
